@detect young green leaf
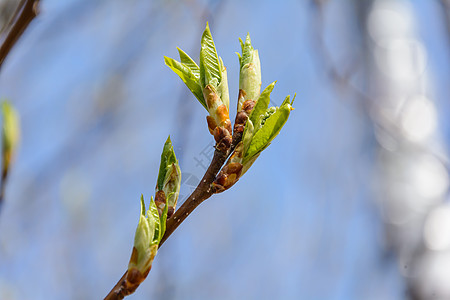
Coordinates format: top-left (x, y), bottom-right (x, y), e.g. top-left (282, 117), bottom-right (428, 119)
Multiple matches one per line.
top-left (177, 47), bottom-right (200, 78)
top-left (149, 196), bottom-right (162, 245)
top-left (237, 33), bottom-right (261, 111)
top-left (216, 57), bottom-right (230, 110)
top-left (248, 82), bottom-right (276, 127)
top-left (240, 33), bottom-right (253, 67)
top-left (243, 103), bottom-right (292, 164)
top-left (164, 56), bottom-right (206, 110)
top-left (200, 23), bottom-right (222, 89)
top-left (163, 163), bottom-right (181, 209)
top-left (242, 118), bottom-right (254, 157)
top-left (156, 136), bottom-right (181, 212)
top-left (128, 195), bottom-right (160, 284)
top-left (159, 197), bottom-right (169, 242)
top-left (133, 195), bottom-right (153, 256)
top-left (157, 136), bottom-right (177, 191)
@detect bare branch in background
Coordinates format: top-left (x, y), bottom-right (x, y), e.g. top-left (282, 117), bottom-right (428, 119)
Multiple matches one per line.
top-left (309, 0), bottom-right (369, 113)
top-left (0, 0), bottom-right (40, 212)
top-left (0, 0), bottom-right (40, 69)
top-left (309, 0), bottom-right (450, 176)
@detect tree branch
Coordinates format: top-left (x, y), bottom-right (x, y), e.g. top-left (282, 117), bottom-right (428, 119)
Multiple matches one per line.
top-left (0, 0), bottom-right (40, 70)
top-left (104, 131), bottom-right (243, 300)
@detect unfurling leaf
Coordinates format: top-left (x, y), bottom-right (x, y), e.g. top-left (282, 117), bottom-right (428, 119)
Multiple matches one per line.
top-left (128, 195), bottom-right (160, 282)
top-left (200, 22), bottom-right (222, 89)
top-left (177, 47), bottom-right (200, 78)
top-left (248, 82), bottom-right (276, 127)
top-left (217, 57), bottom-right (229, 111)
top-left (165, 24), bottom-right (231, 144)
top-left (237, 33), bottom-right (261, 112)
top-left (164, 56), bottom-right (206, 109)
top-left (156, 136), bottom-right (181, 217)
top-left (243, 96), bottom-right (294, 165)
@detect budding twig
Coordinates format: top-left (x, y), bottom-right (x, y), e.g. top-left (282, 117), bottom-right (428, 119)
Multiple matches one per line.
top-left (106, 26), bottom-right (294, 300)
top-left (104, 130), bottom-right (243, 300)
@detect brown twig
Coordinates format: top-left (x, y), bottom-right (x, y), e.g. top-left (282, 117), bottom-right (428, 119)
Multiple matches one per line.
top-left (104, 131), bottom-right (243, 300)
top-left (0, 0), bottom-right (40, 70)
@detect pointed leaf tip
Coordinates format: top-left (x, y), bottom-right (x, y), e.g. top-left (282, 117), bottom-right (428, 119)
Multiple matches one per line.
top-left (140, 194), bottom-right (146, 216)
top-left (291, 93), bottom-right (297, 105)
top-left (200, 23), bottom-right (222, 88)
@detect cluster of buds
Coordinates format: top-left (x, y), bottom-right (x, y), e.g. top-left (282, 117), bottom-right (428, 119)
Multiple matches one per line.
top-left (165, 23), bottom-right (231, 152)
top-left (114, 24), bottom-right (295, 299)
top-left (212, 36), bottom-right (294, 192)
top-left (125, 137), bottom-right (181, 295)
top-left (164, 24), bottom-right (294, 192)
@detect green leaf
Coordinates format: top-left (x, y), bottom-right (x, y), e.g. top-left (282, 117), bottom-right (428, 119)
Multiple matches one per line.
top-left (164, 56), bottom-right (207, 110)
top-left (281, 94), bottom-right (296, 106)
top-left (240, 33), bottom-right (253, 67)
top-left (157, 136), bottom-right (177, 191)
top-left (242, 119), bottom-right (254, 156)
top-left (134, 195), bottom-right (152, 251)
top-left (217, 57), bottom-right (230, 110)
top-left (129, 195), bottom-right (161, 276)
top-left (238, 33), bottom-right (261, 108)
top-left (163, 163), bottom-right (181, 209)
top-left (159, 197), bottom-right (169, 241)
top-left (239, 37), bottom-right (244, 54)
top-left (149, 196), bottom-right (161, 245)
top-left (177, 47), bottom-right (200, 78)
top-left (243, 104), bottom-right (292, 164)
top-left (157, 136), bottom-right (181, 210)
top-left (200, 23), bottom-right (222, 89)
top-left (248, 82), bottom-right (276, 127)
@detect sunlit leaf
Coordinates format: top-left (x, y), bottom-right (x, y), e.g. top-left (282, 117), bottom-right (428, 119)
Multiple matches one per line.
top-left (200, 23), bottom-right (222, 89)
top-left (248, 82), bottom-right (276, 127)
top-left (164, 56), bottom-right (206, 109)
top-left (238, 33), bottom-right (261, 109)
top-left (149, 196), bottom-right (161, 244)
top-left (240, 33), bottom-right (253, 67)
top-left (159, 197), bottom-right (169, 241)
top-left (217, 57), bottom-right (229, 110)
top-left (157, 136), bottom-right (176, 191)
top-left (133, 195), bottom-right (152, 254)
top-left (177, 47), bottom-right (200, 78)
top-left (243, 104), bottom-right (292, 164)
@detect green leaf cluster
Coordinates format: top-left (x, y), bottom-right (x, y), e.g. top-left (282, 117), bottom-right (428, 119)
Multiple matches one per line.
top-left (129, 136), bottom-right (181, 274)
top-left (164, 23), bottom-right (229, 111)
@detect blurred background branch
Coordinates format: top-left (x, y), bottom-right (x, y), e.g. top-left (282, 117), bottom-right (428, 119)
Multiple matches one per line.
top-left (0, 0), bottom-right (40, 69)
